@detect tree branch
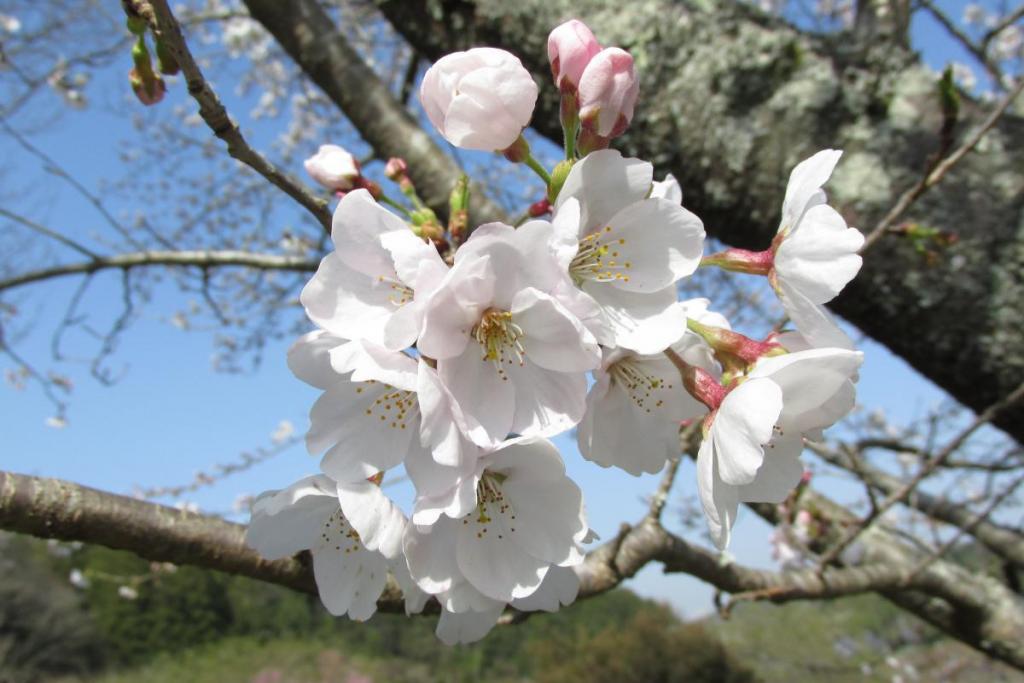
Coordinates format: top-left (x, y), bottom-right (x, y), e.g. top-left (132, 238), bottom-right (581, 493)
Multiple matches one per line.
top-left (810, 441), bottom-right (1024, 569)
top-left (3, 469), bottom-right (1022, 669)
top-left (0, 250), bottom-right (318, 293)
top-left (140, 0), bottom-right (333, 233)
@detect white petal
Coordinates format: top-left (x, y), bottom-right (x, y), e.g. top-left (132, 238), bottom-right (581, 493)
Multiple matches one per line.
top-left (336, 481), bottom-right (408, 560)
top-left (439, 346), bottom-right (515, 448)
top-left (311, 544), bottom-right (387, 620)
top-left (555, 149), bottom-right (652, 234)
top-left (595, 198), bottom-right (705, 292)
top-left (417, 255), bottom-right (496, 361)
top-left (749, 348), bottom-right (862, 433)
top-left (508, 361), bottom-right (589, 440)
top-left (300, 253), bottom-right (397, 345)
top-left (416, 360), bottom-right (475, 468)
top-left (589, 286), bottom-right (688, 354)
top-left (778, 281), bottom-right (855, 350)
top-left (403, 519), bottom-right (461, 595)
top-left (245, 476), bottom-right (336, 560)
top-left (390, 559), bottom-right (430, 616)
top-left (780, 149), bottom-right (842, 234)
top-left (379, 228), bottom-right (446, 291)
top-left (651, 173), bottom-right (682, 204)
top-left (338, 340), bottom-right (418, 391)
top-left (436, 603), bottom-right (504, 645)
top-left (503, 477), bottom-right (586, 567)
top-left (287, 331), bottom-right (348, 389)
top-left (513, 288), bottom-right (601, 372)
top-left (331, 189), bottom-right (410, 272)
top-left (456, 511), bottom-right (549, 602)
top-left (712, 378), bottom-right (783, 486)
top-left (510, 565), bottom-right (579, 612)
top-left (697, 437), bottom-right (738, 550)
top-left (579, 354), bottom-right (702, 475)
top-left (737, 433), bottom-right (804, 503)
top-left (486, 437), bottom-right (567, 484)
top-left (775, 204), bottom-right (864, 304)
top-left (312, 382), bottom-right (421, 481)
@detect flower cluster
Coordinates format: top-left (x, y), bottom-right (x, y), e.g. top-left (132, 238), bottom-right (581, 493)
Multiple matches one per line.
top-left (248, 18), bottom-right (864, 643)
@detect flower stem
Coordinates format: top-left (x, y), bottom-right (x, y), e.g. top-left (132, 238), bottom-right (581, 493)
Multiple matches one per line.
top-left (378, 193), bottom-right (412, 218)
top-left (524, 153), bottom-right (552, 187)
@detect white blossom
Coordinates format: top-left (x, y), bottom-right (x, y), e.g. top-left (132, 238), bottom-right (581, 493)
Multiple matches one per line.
top-left (697, 348), bottom-right (862, 549)
top-left (246, 475), bottom-right (393, 620)
top-left (551, 149), bottom-right (705, 353)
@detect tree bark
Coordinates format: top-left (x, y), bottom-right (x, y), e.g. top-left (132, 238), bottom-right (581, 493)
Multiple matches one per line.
top-left (372, 0), bottom-right (1024, 443)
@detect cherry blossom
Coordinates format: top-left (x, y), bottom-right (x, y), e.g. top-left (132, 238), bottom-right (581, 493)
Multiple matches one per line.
top-left (551, 149), bottom-right (705, 353)
top-left (304, 144), bottom-right (361, 192)
top-left (301, 189), bottom-right (448, 351)
top-left (245, 475), bottom-right (392, 620)
top-left (417, 231), bottom-right (601, 448)
top-left (403, 438), bottom-right (589, 603)
top-left (578, 299), bottom-right (727, 475)
top-left (548, 20), bottom-right (601, 93)
top-left (578, 48), bottom-right (639, 138)
top-left (420, 48), bottom-right (538, 152)
top-left (696, 347), bottom-right (863, 548)
top-left (772, 150), bottom-right (864, 348)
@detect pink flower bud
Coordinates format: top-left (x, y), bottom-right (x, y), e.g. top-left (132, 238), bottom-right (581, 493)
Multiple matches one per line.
top-left (547, 20), bottom-right (601, 93)
top-left (578, 48), bottom-right (639, 138)
top-left (420, 47), bottom-right (538, 152)
top-left (383, 157), bottom-right (408, 181)
top-left (304, 144), bottom-right (361, 192)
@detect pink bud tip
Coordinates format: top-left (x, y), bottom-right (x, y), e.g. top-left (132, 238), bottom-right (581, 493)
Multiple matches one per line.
top-left (547, 20), bottom-right (602, 93)
top-left (577, 47), bottom-right (638, 138)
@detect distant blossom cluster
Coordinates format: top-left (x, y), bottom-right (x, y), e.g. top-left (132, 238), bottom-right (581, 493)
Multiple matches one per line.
top-left (248, 19), bottom-right (865, 643)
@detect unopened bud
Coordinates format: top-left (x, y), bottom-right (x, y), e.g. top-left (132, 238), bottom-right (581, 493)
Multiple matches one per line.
top-left (547, 19), bottom-right (601, 94)
top-left (529, 197), bottom-right (551, 217)
top-left (547, 159), bottom-right (574, 203)
top-left (501, 135), bottom-right (531, 164)
top-left (304, 144), bottom-right (361, 193)
top-left (384, 157), bottom-right (408, 181)
top-left (578, 47), bottom-right (638, 139)
top-left (129, 67), bottom-right (166, 106)
top-left (155, 38), bottom-right (180, 76)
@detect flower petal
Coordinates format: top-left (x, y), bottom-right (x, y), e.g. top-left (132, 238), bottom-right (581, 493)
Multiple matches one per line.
top-left (780, 149), bottom-right (842, 234)
top-left (697, 437), bottom-right (739, 550)
top-left (596, 197), bottom-right (705, 292)
top-left (554, 149), bottom-right (652, 235)
top-left (336, 480), bottom-right (407, 560)
top-left (775, 204), bottom-right (863, 304)
top-left (712, 378), bottom-right (782, 486)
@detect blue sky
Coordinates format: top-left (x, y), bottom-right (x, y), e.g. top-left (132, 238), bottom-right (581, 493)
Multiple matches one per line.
top-left (1, 1), bottom-right (1012, 618)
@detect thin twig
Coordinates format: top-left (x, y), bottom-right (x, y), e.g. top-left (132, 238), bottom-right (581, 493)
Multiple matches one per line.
top-left (0, 250), bottom-right (318, 292)
top-left (905, 472), bottom-right (1024, 580)
top-left (817, 381), bottom-right (1024, 568)
top-left (862, 75), bottom-right (1024, 250)
top-left (0, 207), bottom-right (101, 259)
top-left (142, 0), bottom-right (332, 233)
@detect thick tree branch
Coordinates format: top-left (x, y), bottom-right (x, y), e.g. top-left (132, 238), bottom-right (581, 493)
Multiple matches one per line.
top-left (0, 250), bottom-right (318, 293)
top-left (3, 469), bottom-right (1022, 669)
